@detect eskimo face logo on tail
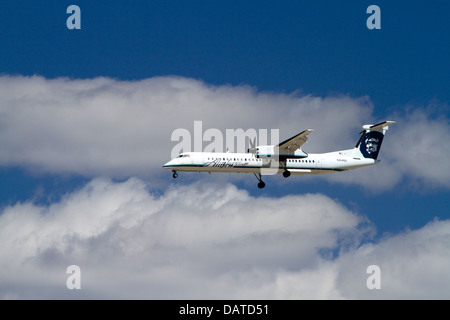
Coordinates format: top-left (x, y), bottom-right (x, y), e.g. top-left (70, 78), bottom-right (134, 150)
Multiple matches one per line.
top-left (360, 131), bottom-right (384, 159)
top-left (365, 137), bottom-right (379, 155)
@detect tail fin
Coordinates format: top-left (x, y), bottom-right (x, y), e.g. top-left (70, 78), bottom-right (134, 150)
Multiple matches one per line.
top-left (354, 121), bottom-right (396, 159)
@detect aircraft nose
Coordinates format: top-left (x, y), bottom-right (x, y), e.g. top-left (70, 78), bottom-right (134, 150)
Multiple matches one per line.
top-left (163, 160), bottom-right (172, 168)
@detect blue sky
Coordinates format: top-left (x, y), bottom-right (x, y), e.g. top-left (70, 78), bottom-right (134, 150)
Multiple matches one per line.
top-left (2, 1), bottom-right (449, 106)
top-left (0, 1), bottom-right (449, 299)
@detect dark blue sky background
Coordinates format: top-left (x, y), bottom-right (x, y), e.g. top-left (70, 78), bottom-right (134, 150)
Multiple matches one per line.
top-left (1, 1), bottom-right (449, 108)
top-left (1, 1), bottom-right (449, 238)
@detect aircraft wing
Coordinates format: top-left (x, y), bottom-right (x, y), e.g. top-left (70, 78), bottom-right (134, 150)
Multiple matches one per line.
top-left (276, 129), bottom-right (314, 152)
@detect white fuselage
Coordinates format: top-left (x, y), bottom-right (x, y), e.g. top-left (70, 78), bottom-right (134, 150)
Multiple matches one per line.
top-left (163, 150), bottom-right (379, 175)
top-left (163, 121), bottom-right (394, 189)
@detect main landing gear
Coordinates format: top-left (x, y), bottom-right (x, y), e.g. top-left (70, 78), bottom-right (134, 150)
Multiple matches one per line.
top-left (253, 173), bottom-right (265, 189)
top-left (281, 160), bottom-right (291, 178)
top-left (172, 170), bottom-right (178, 178)
top-left (283, 170), bottom-right (291, 178)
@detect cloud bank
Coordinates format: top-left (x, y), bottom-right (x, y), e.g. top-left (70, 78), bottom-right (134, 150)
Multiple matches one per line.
top-left (1, 178), bottom-right (449, 299)
top-left (0, 75), bottom-right (370, 175)
top-left (1, 75), bottom-right (448, 190)
top-left (1, 75), bottom-right (449, 299)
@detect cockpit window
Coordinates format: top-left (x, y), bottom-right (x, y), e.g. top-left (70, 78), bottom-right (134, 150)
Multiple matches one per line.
top-left (177, 154), bottom-right (190, 158)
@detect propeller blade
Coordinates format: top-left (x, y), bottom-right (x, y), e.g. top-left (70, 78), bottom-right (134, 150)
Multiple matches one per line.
top-left (250, 137), bottom-right (256, 148)
top-left (248, 136), bottom-right (257, 154)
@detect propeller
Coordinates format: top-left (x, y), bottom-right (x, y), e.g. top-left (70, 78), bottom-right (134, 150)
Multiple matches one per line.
top-left (247, 137), bottom-right (257, 154)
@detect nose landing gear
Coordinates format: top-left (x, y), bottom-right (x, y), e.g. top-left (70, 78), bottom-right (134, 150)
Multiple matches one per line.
top-left (172, 170), bottom-right (178, 178)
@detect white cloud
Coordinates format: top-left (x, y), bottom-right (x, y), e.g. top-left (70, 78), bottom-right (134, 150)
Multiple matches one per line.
top-left (332, 218), bottom-right (450, 299)
top-left (1, 178), bottom-right (450, 299)
top-left (0, 75), bottom-right (370, 174)
top-left (387, 108), bottom-right (450, 189)
top-left (0, 75), bottom-right (449, 190)
top-left (0, 178), bottom-right (364, 299)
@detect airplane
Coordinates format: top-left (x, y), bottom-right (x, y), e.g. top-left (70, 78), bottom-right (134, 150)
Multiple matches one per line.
top-left (163, 121), bottom-right (395, 188)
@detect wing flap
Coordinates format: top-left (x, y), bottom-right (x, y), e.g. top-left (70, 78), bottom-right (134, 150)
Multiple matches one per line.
top-left (276, 129), bottom-right (314, 152)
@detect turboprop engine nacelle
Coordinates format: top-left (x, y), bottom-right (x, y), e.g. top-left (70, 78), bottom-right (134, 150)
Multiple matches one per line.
top-left (255, 146), bottom-right (276, 158)
top-left (254, 145), bottom-right (308, 159)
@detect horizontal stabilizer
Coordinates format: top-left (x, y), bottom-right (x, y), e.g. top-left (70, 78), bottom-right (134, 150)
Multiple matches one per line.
top-left (361, 121), bottom-right (396, 134)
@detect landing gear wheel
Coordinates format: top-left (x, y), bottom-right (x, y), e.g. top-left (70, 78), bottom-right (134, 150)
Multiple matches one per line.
top-left (253, 173), bottom-right (266, 189)
top-left (172, 171), bottom-right (178, 179)
top-left (283, 170), bottom-right (291, 178)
